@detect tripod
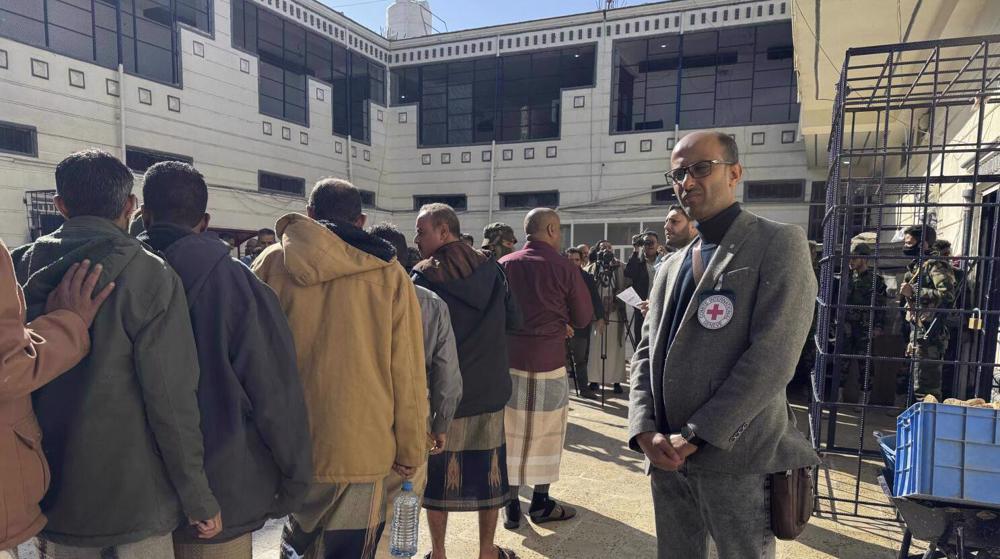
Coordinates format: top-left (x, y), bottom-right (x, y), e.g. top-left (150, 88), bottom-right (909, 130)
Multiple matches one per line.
top-left (592, 260), bottom-right (633, 408)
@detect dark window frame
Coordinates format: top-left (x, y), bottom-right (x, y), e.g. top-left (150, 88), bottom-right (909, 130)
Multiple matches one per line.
top-left (743, 180), bottom-right (806, 203)
top-left (413, 194), bottom-right (468, 211)
top-left (499, 190), bottom-right (560, 210)
top-left (258, 170), bottom-right (305, 197)
top-left (125, 146), bottom-right (194, 174)
top-left (0, 121), bottom-right (39, 157)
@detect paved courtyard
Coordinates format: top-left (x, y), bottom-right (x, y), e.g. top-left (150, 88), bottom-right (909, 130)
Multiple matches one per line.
top-left (17, 388), bottom-right (919, 559)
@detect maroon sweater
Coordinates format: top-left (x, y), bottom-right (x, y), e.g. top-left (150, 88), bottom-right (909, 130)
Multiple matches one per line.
top-left (500, 241), bottom-right (594, 372)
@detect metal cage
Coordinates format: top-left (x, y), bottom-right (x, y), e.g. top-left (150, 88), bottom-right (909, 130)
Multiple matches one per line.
top-left (810, 34), bottom-right (1000, 519)
top-left (24, 189), bottom-right (63, 241)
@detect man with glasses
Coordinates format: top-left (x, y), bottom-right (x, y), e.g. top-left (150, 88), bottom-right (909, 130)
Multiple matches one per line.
top-left (625, 231), bottom-right (664, 348)
top-left (629, 131), bottom-right (819, 558)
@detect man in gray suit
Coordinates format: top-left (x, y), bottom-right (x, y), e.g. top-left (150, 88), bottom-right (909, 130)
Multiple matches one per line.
top-left (628, 131), bottom-right (820, 559)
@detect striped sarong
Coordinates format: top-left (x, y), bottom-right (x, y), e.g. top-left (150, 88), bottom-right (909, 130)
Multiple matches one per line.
top-left (422, 410), bottom-right (510, 512)
top-left (281, 480), bottom-right (386, 559)
top-left (504, 367), bottom-right (570, 486)
top-left (173, 534), bottom-right (252, 559)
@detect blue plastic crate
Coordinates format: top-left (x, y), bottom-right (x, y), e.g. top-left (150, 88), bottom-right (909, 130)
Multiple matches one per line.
top-left (894, 402), bottom-right (1000, 508)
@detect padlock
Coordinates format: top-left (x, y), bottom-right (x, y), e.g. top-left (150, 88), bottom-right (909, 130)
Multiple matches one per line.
top-left (967, 308), bottom-right (984, 331)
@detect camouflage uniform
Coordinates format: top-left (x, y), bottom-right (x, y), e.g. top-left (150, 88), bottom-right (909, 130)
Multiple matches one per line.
top-left (841, 257), bottom-right (888, 391)
top-left (901, 256), bottom-right (957, 400)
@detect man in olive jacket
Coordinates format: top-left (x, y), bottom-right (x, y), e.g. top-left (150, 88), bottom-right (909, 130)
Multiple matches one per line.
top-left (12, 150), bottom-right (220, 558)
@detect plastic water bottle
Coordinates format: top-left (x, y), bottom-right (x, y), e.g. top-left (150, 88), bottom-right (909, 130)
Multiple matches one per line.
top-left (389, 480), bottom-right (420, 557)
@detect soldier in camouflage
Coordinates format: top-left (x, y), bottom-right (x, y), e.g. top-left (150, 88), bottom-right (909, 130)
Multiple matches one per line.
top-left (840, 244), bottom-right (888, 397)
top-left (481, 222), bottom-right (518, 259)
top-left (899, 225), bottom-right (957, 401)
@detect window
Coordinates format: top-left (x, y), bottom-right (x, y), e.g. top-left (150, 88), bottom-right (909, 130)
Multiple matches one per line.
top-left (232, 0), bottom-right (385, 140)
top-left (500, 190), bottom-right (559, 210)
top-left (359, 189), bottom-right (376, 207)
top-left (259, 171), bottom-right (305, 196)
top-left (611, 22), bottom-right (798, 133)
top-left (0, 121), bottom-right (37, 157)
top-left (0, 0), bottom-right (209, 85)
top-left (651, 184), bottom-right (679, 205)
top-left (413, 194), bottom-right (468, 211)
top-left (125, 146), bottom-right (192, 173)
top-left (744, 180), bottom-right (805, 202)
top-left (389, 44), bottom-right (595, 146)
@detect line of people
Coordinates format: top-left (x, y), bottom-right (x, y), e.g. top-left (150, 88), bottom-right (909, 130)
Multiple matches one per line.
top-left (1, 149), bottom-right (595, 559)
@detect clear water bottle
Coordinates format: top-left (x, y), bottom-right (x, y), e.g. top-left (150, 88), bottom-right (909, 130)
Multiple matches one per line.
top-left (389, 480), bottom-right (420, 557)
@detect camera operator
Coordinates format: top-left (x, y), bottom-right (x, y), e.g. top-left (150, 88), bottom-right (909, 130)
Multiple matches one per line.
top-left (625, 231), bottom-right (664, 347)
top-left (584, 240), bottom-right (628, 394)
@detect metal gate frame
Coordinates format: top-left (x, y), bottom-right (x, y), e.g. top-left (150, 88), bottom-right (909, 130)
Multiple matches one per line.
top-left (810, 34), bottom-right (1000, 519)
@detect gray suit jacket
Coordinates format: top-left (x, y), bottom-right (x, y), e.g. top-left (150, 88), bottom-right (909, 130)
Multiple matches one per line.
top-left (628, 210), bottom-right (820, 475)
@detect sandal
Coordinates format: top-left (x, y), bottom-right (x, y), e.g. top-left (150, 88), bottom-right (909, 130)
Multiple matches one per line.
top-left (529, 500), bottom-right (577, 524)
top-left (496, 546), bottom-right (520, 559)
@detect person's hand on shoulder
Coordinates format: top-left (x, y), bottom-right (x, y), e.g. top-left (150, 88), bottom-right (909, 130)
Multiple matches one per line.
top-left (45, 260), bottom-right (115, 326)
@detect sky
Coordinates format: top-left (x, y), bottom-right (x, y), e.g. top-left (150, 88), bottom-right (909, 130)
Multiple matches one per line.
top-left (319, 0), bottom-right (666, 36)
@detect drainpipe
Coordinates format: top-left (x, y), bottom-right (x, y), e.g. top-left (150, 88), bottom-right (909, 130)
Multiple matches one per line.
top-left (347, 134), bottom-right (353, 181)
top-left (487, 33), bottom-right (501, 224)
top-left (118, 63), bottom-right (126, 160)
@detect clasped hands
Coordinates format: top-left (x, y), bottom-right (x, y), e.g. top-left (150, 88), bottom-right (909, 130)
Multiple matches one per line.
top-left (635, 431), bottom-right (699, 471)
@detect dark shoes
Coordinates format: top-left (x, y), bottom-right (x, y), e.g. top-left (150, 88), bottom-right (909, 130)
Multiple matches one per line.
top-left (578, 388), bottom-right (600, 400)
top-left (588, 382), bottom-right (599, 391)
top-left (529, 498), bottom-right (577, 524)
top-left (613, 383), bottom-right (623, 394)
top-left (504, 500), bottom-right (521, 530)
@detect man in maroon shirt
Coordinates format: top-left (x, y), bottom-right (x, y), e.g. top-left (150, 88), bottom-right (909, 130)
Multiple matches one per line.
top-left (499, 208), bottom-right (593, 529)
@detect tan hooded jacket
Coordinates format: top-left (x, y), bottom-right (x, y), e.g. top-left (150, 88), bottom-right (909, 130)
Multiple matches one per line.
top-left (254, 214), bottom-right (428, 483)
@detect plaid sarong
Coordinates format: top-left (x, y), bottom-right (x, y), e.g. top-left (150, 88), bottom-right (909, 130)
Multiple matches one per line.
top-left (281, 480), bottom-right (386, 559)
top-left (504, 367), bottom-right (570, 486)
top-left (422, 410), bottom-right (510, 512)
top-left (173, 533), bottom-right (252, 559)
top-left (34, 534), bottom-right (174, 559)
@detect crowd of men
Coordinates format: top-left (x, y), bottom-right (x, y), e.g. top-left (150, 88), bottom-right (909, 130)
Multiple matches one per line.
top-left (1, 128), bottom-right (965, 559)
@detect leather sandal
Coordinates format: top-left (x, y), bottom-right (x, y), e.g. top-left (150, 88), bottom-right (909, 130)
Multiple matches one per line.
top-left (529, 501), bottom-right (577, 524)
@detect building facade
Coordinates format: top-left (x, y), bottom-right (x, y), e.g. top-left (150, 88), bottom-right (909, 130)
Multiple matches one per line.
top-left (0, 0), bottom-right (814, 251)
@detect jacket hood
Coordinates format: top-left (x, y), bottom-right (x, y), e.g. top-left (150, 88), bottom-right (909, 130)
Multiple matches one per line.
top-left (19, 216), bottom-right (142, 304)
top-left (413, 255), bottom-right (501, 312)
top-left (275, 213), bottom-right (396, 286)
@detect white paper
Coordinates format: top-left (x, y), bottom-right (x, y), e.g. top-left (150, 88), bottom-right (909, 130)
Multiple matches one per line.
top-left (616, 287), bottom-right (644, 309)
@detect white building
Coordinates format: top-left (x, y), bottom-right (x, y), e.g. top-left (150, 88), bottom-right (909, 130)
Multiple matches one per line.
top-left (0, 0), bottom-right (812, 253)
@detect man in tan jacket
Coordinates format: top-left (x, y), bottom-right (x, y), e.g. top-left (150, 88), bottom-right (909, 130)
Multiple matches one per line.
top-left (1, 245), bottom-right (113, 557)
top-left (254, 179), bottom-right (428, 559)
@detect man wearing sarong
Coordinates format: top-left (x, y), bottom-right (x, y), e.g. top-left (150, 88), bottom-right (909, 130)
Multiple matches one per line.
top-left (413, 204), bottom-right (523, 559)
top-left (499, 209), bottom-right (593, 529)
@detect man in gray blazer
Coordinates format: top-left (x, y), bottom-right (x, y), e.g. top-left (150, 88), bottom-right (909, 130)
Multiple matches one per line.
top-left (629, 131), bottom-right (820, 559)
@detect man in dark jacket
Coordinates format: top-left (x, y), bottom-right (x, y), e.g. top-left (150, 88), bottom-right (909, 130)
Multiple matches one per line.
top-left (565, 247), bottom-right (605, 399)
top-left (136, 161), bottom-right (312, 559)
top-left (624, 231), bottom-right (664, 347)
top-left (412, 204), bottom-right (522, 559)
top-left (12, 149), bottom-right (220, 558)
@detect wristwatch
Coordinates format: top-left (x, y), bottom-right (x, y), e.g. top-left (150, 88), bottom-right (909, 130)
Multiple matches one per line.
top-left (680, 424), bottom-right (705, 448)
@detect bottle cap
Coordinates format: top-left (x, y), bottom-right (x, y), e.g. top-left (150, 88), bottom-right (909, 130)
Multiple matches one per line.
top-left (402, 480), bottom-right (413, 491)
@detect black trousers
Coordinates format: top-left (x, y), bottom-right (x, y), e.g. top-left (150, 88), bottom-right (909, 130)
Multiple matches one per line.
top-left (567, 326), bottom-right (592, 385)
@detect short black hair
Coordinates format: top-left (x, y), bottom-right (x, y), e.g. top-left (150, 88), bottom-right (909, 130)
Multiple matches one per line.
top-left (643, 230), bottom-right (659, 240)
top-left (368, 222), bottom-right (406, 262)
top-left (142, 161), bottom-right (208, 228)
top-left (309, 178), bottom-right (362, 222)
top-left (565, 247), bottom-right (583, 258)
top-left (904, 225), bottom-right (937, 246)
top-left (55, 149), bottom-right (134, 220)
top-left (666, 204), bottom-right (690, 219)
top-left (257, 228), bottom-right (275, 236)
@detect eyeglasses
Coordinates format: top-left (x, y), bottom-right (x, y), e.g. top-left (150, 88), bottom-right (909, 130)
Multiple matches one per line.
top-left (665, 159), bottom-right (735, 185)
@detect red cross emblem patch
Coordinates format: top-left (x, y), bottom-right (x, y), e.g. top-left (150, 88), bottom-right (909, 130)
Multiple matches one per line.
top-left (697, 293), bottom-right (734, 330)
